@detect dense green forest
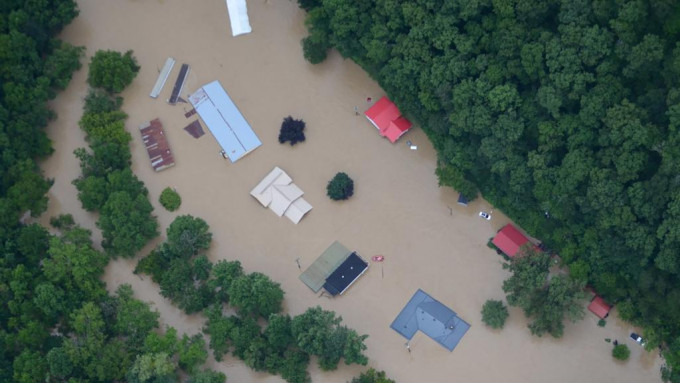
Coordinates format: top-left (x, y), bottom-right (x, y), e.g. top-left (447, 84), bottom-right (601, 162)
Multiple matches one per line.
top-left (0, 2), bottom-right (224, 381)
top-left (0, 0), bottom-right (83, 379)
top-left (300, 0), bottom-right (680, 380)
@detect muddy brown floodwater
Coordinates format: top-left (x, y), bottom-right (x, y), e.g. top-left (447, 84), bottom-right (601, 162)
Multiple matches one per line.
top-left (36, 1), bottom-right (661, 382)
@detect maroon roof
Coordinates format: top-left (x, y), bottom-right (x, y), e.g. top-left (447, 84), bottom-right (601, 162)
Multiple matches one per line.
top-left (588, 296), bottom-right (611, 319)
top-left (492, 224), bottom-right (530, 258)
top-left (139, 118), bottom-right (175, 172)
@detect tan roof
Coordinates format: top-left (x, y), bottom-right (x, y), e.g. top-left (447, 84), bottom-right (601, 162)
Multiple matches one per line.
top-left (250, 167), bottom-right (312, 224)
top-left (299, 241), bottom-right (352, 293)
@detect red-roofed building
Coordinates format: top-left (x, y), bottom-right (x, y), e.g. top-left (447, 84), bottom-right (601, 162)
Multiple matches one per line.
top-left (492, 224), bottom-right (530, 258)
top-left (588, 296), bottom-right (611, 319)
top-left (364, 97), bottom-right (413, 143)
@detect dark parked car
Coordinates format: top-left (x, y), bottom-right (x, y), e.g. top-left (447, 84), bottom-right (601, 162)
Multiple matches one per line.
top-left (630, 333), bottom-right (645, 346)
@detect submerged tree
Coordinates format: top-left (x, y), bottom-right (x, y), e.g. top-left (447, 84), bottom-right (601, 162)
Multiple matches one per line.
top-left (351, 368), bottom-right (396, 383)
top-left (326, 172), bottom-right (354, 201)
top-left (613, 344), bottom-right (631, 361)
top-left (278, 116), bottom-right (306, 146)
top-left (481, 300), bottom-right (509, 329)
top-left (503, 250), bottom-right (586, 338)
top-left (88, 50), bottom-right (140, 93)
top-left (228, 273), bottom-right (284, 318)
top-left (159, 187), bottom-right (182, 212)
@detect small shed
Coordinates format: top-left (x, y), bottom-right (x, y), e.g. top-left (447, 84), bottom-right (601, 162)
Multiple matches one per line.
top-left (364, 97), bottom-right (413, 143)
top-left (492, 224), bottom-right (530, 258)
top-left (588, 296), bottom-right (612, 319)
top-left (457, 193), bottom-right (468, 206)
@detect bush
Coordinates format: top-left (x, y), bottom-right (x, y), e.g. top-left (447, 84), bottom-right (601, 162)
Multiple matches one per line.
top-left (612, 344), bottom-right (630, 361)
top-left (50, 214), bottom-right (75, 230)
top-left (598, 319), bottom-right (607, 327)
top-left (278, 116), bottom-right (306, 145)
top-left (88, 50), bottom-right (140, 93)
top-left (326, 172), bottom-right (354, 201)
top-left (160, 187), bottom-right (182, 211)
top-left (481, 300), bottom-right (509, 329)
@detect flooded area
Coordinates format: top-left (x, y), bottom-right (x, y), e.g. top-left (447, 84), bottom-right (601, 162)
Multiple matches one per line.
top-left (37, 1), bottom-right (661, 382)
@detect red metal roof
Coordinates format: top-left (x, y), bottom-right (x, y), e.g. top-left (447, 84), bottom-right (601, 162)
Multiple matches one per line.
top-left (588, 296), bottom-right (611, 319)
top-left (364, 97), bottom-right (412, 143)
top-left (492, 224), bottom-right (530, 257)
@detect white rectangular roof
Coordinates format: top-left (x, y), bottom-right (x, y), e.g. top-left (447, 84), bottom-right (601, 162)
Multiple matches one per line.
top-left (189, 80), bottom-right (261, 163)
top-left (226, 0), bottom-right (252, 37)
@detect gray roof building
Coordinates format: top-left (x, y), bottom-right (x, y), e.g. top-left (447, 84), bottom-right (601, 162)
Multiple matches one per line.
top-left (390, 289), bottom-right (470, 352)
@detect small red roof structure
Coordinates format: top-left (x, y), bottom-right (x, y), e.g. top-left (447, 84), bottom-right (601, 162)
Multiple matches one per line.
top-left (364, 97), bottom-right (413, 143)
top-left (492, 224), bottom-right (530, 258)
top-left (139, 118), bottom-right (175, 172)
top-left (588, 296), bottom-right (612, 319)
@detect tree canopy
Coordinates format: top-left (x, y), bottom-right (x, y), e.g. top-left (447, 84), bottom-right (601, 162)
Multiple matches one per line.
top-left (87, 50), bottom-right (140, 93)
top-left (502, 250), bottom-right (586, 338)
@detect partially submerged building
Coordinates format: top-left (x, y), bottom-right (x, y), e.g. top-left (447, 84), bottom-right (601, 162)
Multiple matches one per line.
top-left (391, 289), bottom-right (470, 352)
top-left (138, 118), bottom-right (175, 172)
top-left (225, 0), bottom-right (252, 36)
top-left (492, 224), bottom-right (530, 258)
top-left (250, 167), bottom-right (312, 224)
top-left (189, 80), bottom-right (261, 162)
top-left (587, 296), bottom-right (612, 319)
top-left (364, 96), bottom-right (413, 143)
top-left (299, 241), bottom-right (368, 296)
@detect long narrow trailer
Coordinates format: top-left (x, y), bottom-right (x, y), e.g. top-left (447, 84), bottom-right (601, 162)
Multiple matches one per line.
top-left (168, 63), bottom-right (189, 105)
top-left (150, 57), bottom-right (175, 98)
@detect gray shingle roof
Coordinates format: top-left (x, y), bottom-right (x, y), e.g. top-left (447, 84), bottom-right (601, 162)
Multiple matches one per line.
top-left (390, 289), bottom-right (470, 352)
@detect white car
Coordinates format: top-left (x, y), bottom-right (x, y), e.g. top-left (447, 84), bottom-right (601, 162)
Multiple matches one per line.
top-left (479, 211), bottom-right (491, 220)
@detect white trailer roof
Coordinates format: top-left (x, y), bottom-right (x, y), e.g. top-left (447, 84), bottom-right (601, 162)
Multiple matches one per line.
top-left (226, 0), bottom-right (252, 37)
top-left (189, 81), bottom-right (261, 163)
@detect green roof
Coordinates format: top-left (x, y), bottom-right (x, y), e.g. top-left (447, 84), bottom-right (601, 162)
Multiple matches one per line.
top-left (299, 241), bottom-right (351, 293)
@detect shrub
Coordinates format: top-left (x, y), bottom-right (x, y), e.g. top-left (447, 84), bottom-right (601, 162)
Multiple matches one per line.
top-left (327, 172), bottom-right (354, 201)
top-left (278, 116), bottom-right (306, 145)
top-left (88, 50), bottom-right (140, 93)
top-left (598, 319), bottom-right (607, 327)
top-left (50, 214), bottom-right (75, 230)
top-left (481, 300), bottom-right (509, 329)
top-left (612, 344), bottom-right (630, 361)
top-left (159, 187), bottom-right (182, 211)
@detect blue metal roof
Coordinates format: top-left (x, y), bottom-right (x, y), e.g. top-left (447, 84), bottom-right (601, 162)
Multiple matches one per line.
top-left (390, 289), bottom-right (470, 352)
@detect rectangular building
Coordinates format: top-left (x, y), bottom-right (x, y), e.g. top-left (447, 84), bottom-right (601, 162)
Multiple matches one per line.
top-left (189, 80), bottom-right (261, 162)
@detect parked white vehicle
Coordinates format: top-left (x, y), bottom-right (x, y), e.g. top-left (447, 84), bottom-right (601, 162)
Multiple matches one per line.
top-left (479, 211), bottom-right (491, 220)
